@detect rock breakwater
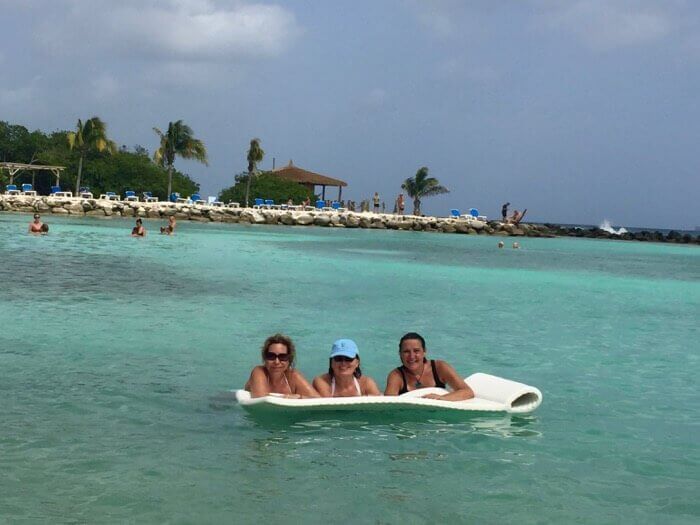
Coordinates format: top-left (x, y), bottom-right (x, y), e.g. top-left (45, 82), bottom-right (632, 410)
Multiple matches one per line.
top-left (1, 195), bottom-right (697, 244)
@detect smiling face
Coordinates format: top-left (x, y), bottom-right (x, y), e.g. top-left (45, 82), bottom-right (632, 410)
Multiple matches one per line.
top-left (399, 338), bottom-right (426, 373)
top-left (330, 355), bottom-right (359, 378)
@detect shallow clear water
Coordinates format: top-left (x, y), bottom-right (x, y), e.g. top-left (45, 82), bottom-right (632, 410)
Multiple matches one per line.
top-left (1, 213), bottom-right (698, 523)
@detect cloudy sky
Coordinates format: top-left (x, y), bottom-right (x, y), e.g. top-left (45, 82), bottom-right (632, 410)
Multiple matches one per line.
top-left (1, 0), bottom-right (698, 229)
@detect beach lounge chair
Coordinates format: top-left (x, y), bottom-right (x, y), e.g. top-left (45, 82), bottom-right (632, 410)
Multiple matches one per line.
top-left (469, 208), bottom-right (479, 218)
top-left (253, 198), bottom-right (264, 209)
top-left (143, 191), bottom-right (158, 203)
top-left (5, 184), bottom-right (20, 195)
top-left (170, 192), bottom-right (180, 203)
top-left (50, 186), bottom-right (73, 198)
top-left (100, 191), bottom-right (120, 201)
top-left (264, 199), bottom-right (275, 209)
top-left (450, 209), bottom-right (460, 218)
top-left (124, 190), bottom-right (139, 202)
top-left (225, 201), bottom-right (240, 209)
top-left (21, 184), bottom-right (37, 196)
top-left (331, 201), bottom-right (346, 212)
top-left (315, 200), bottom-right (325, 210)
top-left (79, 186), bottom-right (94, 199)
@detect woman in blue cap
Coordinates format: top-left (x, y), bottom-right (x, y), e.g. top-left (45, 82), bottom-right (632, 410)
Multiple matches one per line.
top-left (385, 332), bottom-right (474, 401)
top-left (313, 339), bottom-right (381, 397)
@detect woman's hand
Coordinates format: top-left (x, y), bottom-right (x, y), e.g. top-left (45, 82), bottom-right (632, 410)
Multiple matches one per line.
top-left (284, 393), bottom-right (301, 399)
top-left (421, 393), bottom-right (444, 400)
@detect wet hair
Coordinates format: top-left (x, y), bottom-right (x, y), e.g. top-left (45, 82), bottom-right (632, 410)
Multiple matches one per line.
top-left (136, 218), bottom-right (143, 224)
top-left (328, 354), bottom-right (362, 379)
top-left (399, 332), bottom-right (426, 351)
top-left (261, 333), bottom-right (296, 368)
top-left (33, 214), bottom-right (40, 219)
top-left (40, 223), bottom-right (49, 233)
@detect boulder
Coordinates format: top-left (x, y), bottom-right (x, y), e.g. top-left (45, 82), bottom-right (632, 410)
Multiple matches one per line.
top-left (454, 222), bottom-right (470, 234)
top-left (295, 214), bottom-right (314, 225)
top-left (440, 223), bottom-right (456, 233)
top-left (359, 217), bottom-right (372, 228)
top-left (386, 220), bottom-right (401, 230)
top-left (345, 216), bottom-right (360, 228)
top-left (397, 221), bottom-right (413, 230)
top-left (65, 202), bottom-right (85, 214)
top-left (279, 212), bottom-right (295, 225)
top-left (314, 214), bottom-right (332, 226)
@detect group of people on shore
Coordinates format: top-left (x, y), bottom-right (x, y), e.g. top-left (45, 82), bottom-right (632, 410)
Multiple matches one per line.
top-left (501, 202), bottom-right (527, 224)
top-left (372, 192), bottom-right (405, 215)
top-left (245, 332), bottom-right (475, 401)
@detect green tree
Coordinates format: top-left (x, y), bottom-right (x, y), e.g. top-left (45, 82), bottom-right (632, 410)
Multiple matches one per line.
top-left (244, 138), bottom-right (264, 207)
top-left (219, 171), bottom-right (315, 205)
top-left (401, 166), bottom-right (449, 216)
top-left (67, 117), bottom-right (117, 195)
top-left (153, 120), bottom-right (208, 198)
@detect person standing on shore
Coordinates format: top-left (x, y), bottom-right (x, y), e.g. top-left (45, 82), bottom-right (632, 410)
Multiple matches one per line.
top-left (373, 192), bottom-right (380, 213)
top-left (502, 202), bottom-right (510, 222)
top-left (397, 193), bottom-right (405, 215)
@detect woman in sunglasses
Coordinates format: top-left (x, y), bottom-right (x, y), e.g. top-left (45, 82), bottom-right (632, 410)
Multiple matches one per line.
top-left (313, 339), bottom-right (381, 397)
top-left (385, 332), bottom-right (474, 401)
top-left (245, 334), bottom-right (319, 399)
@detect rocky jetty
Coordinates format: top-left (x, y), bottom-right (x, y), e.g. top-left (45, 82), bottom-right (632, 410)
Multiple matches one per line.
top-left (1, 195), bottom-right (697, 244)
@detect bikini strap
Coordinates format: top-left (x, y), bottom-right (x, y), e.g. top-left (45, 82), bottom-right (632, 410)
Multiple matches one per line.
top-left (430, 360), bottom-right (445, 387)
top-left (353, 376), bottom-right (361, 396)
top-left (397, 366), bottom-right (408, 392)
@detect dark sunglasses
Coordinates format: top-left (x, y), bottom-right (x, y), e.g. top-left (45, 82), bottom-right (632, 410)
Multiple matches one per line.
top-left (332, 355), bottom-right (355, 363)
top-left (264, 351), bottom-right (290, 362)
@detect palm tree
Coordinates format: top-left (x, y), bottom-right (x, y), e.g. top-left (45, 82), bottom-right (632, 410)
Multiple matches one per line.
top-left (67, 117), bottom-right (116, 195)
top-left (401, 166), bottom-right (449, 216)
top-left (244, 138), bottom-right (264, 207)
top-left (153, 120), bottom-right (208, 198)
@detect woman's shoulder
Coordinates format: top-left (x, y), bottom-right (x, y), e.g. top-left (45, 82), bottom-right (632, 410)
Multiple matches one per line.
top-left (312, 372), bottom-right (331, 384)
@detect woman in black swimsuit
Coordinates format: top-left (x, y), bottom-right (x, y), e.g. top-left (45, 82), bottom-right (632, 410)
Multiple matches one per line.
top-left (384, 332), bottom-right (474, 401)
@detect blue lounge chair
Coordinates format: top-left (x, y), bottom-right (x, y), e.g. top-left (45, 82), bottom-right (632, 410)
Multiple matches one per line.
top-left (21, 183), bottom-right (37, 196)
top-left (450, 209), bottom-right (460, 217)
top-left (49, 186), bottom-right (72, 197)
top-left (5, 184), bottom-right (20, 195)
top-left (170, 192), bottom-right (180, 202)
top-left (143, 191), bottom-right (158, 203)
top-left (124, 190), bottom-right (139, 202)
top-left (264, 199), bottom-right (274, 209)
top-left (191, 193), bottom-right (205, 205)
top-left (469, 208), bottom-right (479, 218)
top-left (79, 187), bottom-right (94, 199)
top-left (315, 200), bottom-right (324, 210)
top-left (253, 198), bottom-right (264, 209)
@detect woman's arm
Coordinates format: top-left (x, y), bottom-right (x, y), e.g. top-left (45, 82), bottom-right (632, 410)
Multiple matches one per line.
top-left (291, 370), bottom-right (321, 398)
top-left (384, 369), bottom-right (402, 396)
top-left (422, 360), bottom-right (474, 401)
top-left (312, 374), bottom-right (333, 397)
top-left (246, 366), bottom-right (271, 398)
top-left (361, 376), bottom-right (382, 396)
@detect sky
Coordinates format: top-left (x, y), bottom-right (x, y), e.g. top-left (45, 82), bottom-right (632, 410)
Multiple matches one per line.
top-left (1, 0), bottom-right (699, 229)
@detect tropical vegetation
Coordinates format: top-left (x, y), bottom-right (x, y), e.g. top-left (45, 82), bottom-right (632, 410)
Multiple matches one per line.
top-left (219, 172), bottom-right (316, 205)
top-left (244, 138), bottom-right (264, 207)
top-left (153, 120), bottom-right (208, 198)
top-left (1, 120), bottom-right (198, 198)
top-left (67, 117), bottom-right (117, 195)
top-left (401, 166), bottom-right (449, 216)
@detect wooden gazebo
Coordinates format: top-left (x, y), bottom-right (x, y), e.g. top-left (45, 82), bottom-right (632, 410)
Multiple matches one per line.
top-left (0, 162), bottom-right (66, 186)
top-left (271, 160), bottom-right (347, 200)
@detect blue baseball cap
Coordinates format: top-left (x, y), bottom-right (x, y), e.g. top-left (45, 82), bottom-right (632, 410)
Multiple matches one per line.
top-left (330, 339), bottom-right (359, 358)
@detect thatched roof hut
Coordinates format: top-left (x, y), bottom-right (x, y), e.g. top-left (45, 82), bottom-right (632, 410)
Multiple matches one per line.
top-left (271, 160), bottom-right (347, 200)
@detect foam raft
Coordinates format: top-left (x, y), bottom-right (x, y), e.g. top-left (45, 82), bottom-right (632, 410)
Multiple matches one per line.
top-left (236, 373), bottom-right (542, 416)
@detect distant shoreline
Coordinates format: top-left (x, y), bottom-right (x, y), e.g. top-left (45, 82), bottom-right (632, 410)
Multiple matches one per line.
top-left (1, 195), bottom-right (698, 245)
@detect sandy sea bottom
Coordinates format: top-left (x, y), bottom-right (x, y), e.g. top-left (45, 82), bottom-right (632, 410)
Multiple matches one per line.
top-left (1, 214), bottom-right (699, 523)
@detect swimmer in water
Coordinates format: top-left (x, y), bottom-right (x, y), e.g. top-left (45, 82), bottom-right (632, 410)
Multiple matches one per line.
top-left (312, 339), bottom-right (381, 397)
top-left (28, 214), bottom-right (43, 234)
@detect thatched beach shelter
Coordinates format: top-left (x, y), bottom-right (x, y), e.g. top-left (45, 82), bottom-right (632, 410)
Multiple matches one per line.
top-left (271, 160), bottom-right (347, 200)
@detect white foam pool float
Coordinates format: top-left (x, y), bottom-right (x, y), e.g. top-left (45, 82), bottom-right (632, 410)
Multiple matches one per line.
top-left (235, 373), bottom-right (542, 415)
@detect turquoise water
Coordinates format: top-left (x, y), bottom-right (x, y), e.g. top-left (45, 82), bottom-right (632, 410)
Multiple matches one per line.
top-left (1, 213), bottom-right (698, 523)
